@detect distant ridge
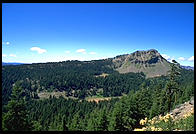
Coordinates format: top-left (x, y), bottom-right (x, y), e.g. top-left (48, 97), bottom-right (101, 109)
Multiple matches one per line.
top-left (180, 65), bottom-right (194, 70)
top-left (2, 62), bottom-right (26, 66)
top-left (2, 49), bottom-right (192, 77)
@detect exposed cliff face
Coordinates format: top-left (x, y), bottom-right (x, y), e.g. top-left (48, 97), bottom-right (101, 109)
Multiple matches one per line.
top-left (112, 49), bottom-right (171, 78)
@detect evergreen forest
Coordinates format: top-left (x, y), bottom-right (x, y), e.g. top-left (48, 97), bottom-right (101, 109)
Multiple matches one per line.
top-left (2, 59), bottom-right (194, 131)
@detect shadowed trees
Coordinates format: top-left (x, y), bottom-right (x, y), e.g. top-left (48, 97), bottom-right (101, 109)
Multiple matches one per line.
top-left (2, 81), bottom-right (32, 131)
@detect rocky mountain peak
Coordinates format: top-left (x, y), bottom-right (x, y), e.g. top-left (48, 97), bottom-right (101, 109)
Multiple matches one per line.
top-left (128, 49), bottom-right (163, 64)
top-left (132, 49), bottom-right (159, 56)
top-left (112, 49), bottom-right (171, 78)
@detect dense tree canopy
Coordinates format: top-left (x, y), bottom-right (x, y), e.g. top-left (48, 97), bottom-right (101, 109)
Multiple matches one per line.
top-left (2, 81), bottom-right (32, 131)
top-left (2, 60), bottom-right (194, 131)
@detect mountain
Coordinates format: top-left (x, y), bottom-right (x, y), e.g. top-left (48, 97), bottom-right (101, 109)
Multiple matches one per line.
top-left (180, 65), bottom-right (194, 70)
top-left (3, 49), bottom-right (191, 103)
top-left (2, 49), bottom-right (173, 77)
top-left (112, 49), bottom-right (171, 78)
top-left (2, 62), bottom-right (25, 66)
top-left (2, 49), bottom-right (194, 131)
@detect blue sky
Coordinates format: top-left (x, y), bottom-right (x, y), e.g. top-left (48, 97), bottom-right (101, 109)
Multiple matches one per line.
top-left (2, 3), bottom-right (194, 66)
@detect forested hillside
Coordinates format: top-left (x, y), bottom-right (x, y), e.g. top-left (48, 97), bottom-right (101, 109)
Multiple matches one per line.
top-left (2, 59), bottom-right (146, 106)
top-left (2, 52), bottom-right (194, 131)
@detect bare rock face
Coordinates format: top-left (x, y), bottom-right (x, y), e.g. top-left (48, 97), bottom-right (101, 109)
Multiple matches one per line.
top-left (112, 49), bottom-right (171, 78)
top-left (170, 97), bottom-right (194, 121)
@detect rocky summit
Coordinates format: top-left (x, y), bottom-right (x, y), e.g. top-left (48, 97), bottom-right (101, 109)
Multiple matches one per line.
top-left (112, 49), bottom-right (171, 78)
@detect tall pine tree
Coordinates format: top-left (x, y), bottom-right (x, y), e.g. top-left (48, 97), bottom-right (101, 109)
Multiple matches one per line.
top-left (165, 60), bottom-right (180, 113)
top-left (2, 81), bottom-right (32, 131)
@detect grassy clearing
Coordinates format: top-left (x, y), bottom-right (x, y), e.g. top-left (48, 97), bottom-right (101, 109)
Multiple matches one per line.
top-left (38, 91), bottom-right (68, 100)
top-left (37, 91), bottom-right (125, 103)
top-left (94, 73), bottom-right (109, 78)
top-left (85, 95), bottom-right (123, 103)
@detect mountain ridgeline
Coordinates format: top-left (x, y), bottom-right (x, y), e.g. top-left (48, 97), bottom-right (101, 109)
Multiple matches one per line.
top-left (2, 49), bottom-right (193, 105)
top-left (2, 62), bottom-right (26, 66)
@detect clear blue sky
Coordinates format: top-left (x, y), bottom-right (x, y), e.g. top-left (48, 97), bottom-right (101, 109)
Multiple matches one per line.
top-left (2, 3), bottom-right (194, 66)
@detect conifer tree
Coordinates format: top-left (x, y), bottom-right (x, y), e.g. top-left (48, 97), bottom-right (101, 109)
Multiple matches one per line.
top-left (97, 107), bottom-right (108, 131)
top-left (62, 115), bottom-right (68, 131)
top-left (165, 60), bottom-right (180, 112)
top-left (2, 81), bottom-right (32, 131)
top-left (108, 102), bottom-right (124, 131)
top-left (32, 121), bottom-right (42, 131)
top-left (150, 84), bottom-right (162, 118)
top-left (159, 89), bottom-right (168, 115)
top-left (87, 109), bottom-right (99, 131)
top-left (69, 112), bottom-right (82, 131)
top-left (108, 96), bottom-right (137, 131)
top-left (87, 107), bottom-right (108, 131)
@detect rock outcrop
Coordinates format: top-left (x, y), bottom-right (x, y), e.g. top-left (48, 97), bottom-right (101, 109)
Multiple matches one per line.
top-left (170, 97), bottom-right (194, 121)
top-left (112, 49), bottom-right (171, 78)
